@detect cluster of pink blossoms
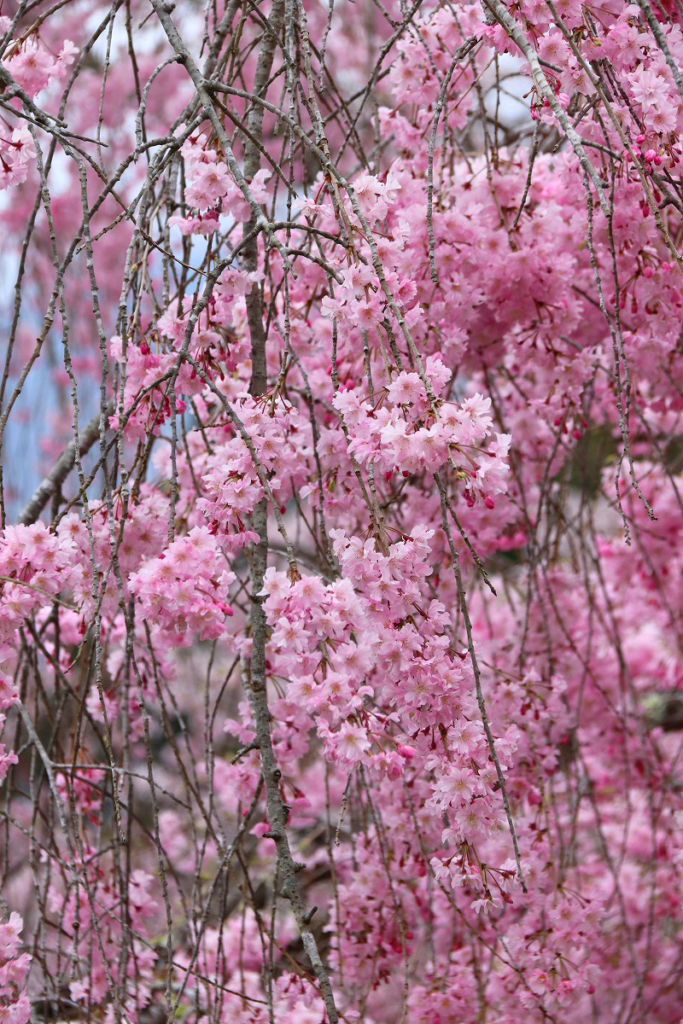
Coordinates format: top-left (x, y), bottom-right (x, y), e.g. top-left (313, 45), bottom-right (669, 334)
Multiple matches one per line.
top-left (0, 523), bottom-right (84, 773)
top-left (0, 125), bottom-right (35, 192)
top-left (0, 913), bottom-right (30, 1024)
top-left (175, 134), bottom-right (270, 222)
top-left (129, 526), bottom-right (234, 644)
top-left (2, 26), bottom-right (77, 98)
top-left (0, 21), bottom-right (76, 192)
top-left (335, 367), bottom-right (511, 505)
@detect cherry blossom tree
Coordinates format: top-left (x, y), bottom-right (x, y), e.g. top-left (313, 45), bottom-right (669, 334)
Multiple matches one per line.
top-left (1, 0), bottom-right (683, 1021)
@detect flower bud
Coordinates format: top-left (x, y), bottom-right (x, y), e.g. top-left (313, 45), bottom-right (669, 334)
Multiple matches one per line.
top-left (397, 744), bottom-right (416, 760)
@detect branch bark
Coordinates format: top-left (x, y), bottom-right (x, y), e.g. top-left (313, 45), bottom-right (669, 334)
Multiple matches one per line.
top-left (19, 401), bottom-right (113, 526)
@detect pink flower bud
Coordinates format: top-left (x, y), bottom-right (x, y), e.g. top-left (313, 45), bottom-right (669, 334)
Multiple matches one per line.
top-left (644, 149), bottom-right (657, 162)
top-left (397, 744), bottom-right (416, 760)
